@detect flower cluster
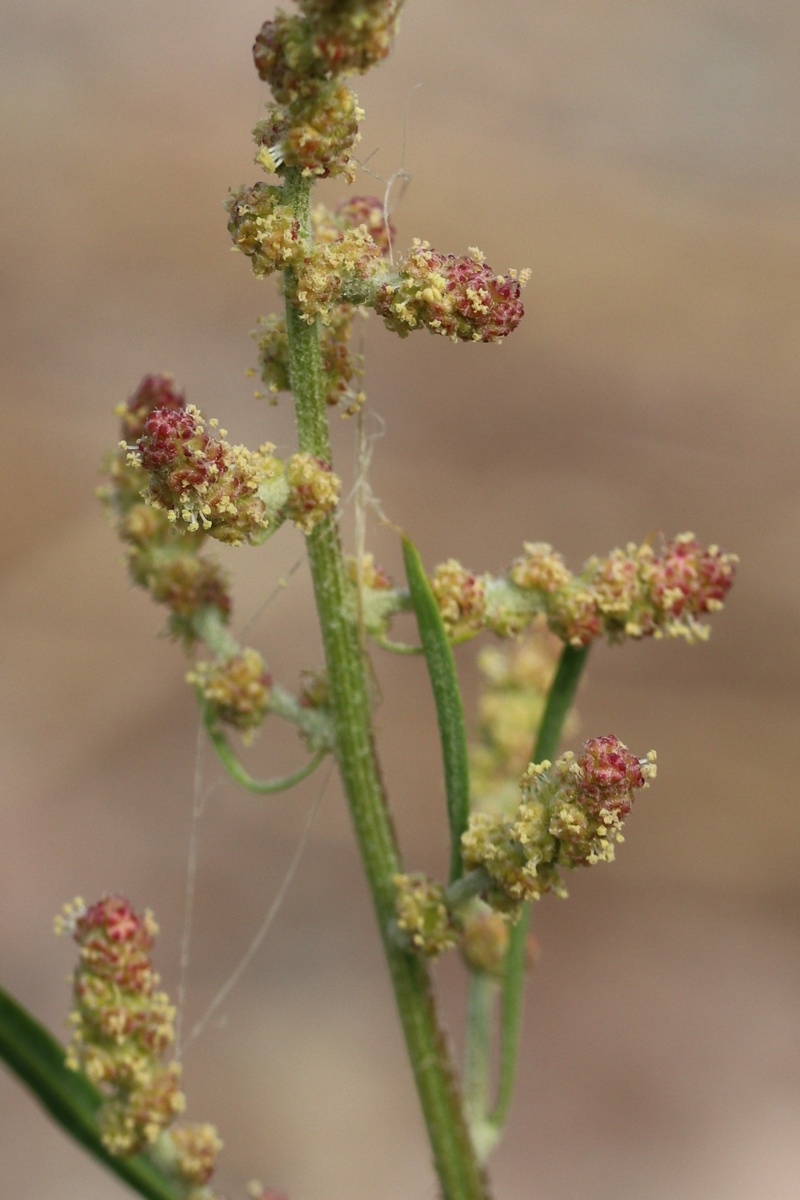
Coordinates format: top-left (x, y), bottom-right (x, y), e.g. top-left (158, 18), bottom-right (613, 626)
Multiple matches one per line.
top-left (462, 737), bottom-right (657, 911)
top-left (285, 452), bottom-right (341, 532)
top-left (374, 243), bottom-right (529, 343)
top-left (507, 534), bottom-right (738, 645)
top-left (188, 649), bottom-right (273, 739)
top-left (136, 404), bottom-right (289, 545)
top-left (353, 534), bottom-right (736, 651)
top-left (430, 558), bottom-right (488, 641)
top-left (291, 225), bottom-right (383, 322)
top-left (393, 874), bottom-right (458, 958)
top-left (226, 183), bottom-right (302, 278)
top-left (135, 405), bottom-right (339, 543)
top-left (252, 1), bottom-right (402, 179)
top-left (55, 896), bottom-right (222, 1182)
top-left (254, 84), bottom-right (364, 180)
top-left (101, 376), bottom-right (231, 644)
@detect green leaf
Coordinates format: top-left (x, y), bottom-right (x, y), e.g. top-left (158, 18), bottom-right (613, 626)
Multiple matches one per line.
top-left (0, 984), bottom-right (180, 1200)
top-left (402, 536), bottom-right (470, 883)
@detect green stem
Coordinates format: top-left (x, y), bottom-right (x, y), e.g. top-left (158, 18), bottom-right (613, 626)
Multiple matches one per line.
top-left (463, 972), bottom-right (500, 1161)
top-left (488, 643), bottom-right (590, 1134)
top-left (282, 168), bottom-right (489, 1200)
top-left (204, 713), bottom-right (328, 795)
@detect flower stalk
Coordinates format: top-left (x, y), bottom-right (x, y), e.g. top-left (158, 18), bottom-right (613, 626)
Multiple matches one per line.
top-left (282, 166), bottom-right (490, 1200)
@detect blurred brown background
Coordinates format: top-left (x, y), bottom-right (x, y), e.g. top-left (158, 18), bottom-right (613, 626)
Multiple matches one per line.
top-left (2, 2), bottom-right (799, 1197)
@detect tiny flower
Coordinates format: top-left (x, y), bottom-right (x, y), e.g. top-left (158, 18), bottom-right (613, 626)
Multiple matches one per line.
top-left (346, 552), bottom-right (393, 591)
top-left (291, 228), bottom-right (383, 322)
top-left (645, 533), bottom-right (738, 631)
top-left (574, 734), bottom-right (653, 818)
top-left (469, 627), bottom-right (564, 809)
top-left (147, 554), bottom-right (232, 630)
top-left (253, 12), bottom-right (322, 103)
top-left (505, 534), bottom-right (736, 646)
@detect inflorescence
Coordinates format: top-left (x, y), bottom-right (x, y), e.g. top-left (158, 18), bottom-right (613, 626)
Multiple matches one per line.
top-left (56, 897), bottom-right (288, 1199)
top-left (55, 896), bottom-right (222, 1192)
top-left (394, 735), bottom-right (657, 956)
top-left (355, 534), bottom-right (737, 649)
top-left (225, 0), bottom-right (529, 344)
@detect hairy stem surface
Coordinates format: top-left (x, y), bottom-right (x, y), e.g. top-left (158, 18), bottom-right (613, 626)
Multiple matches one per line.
top-left (282, 168), bottom-right (489, 1200)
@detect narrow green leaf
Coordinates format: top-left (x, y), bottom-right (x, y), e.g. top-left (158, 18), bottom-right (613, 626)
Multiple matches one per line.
top-left (402, 536), bottom-right (470, 883)
top-left (0, 984), bottom-right (180, 1200)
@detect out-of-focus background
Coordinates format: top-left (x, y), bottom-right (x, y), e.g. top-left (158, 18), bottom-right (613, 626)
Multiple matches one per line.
top-left (2, 2), bottom-right (799, 1197)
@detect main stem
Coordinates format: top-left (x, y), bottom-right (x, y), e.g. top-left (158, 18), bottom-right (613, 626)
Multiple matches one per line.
top-left (282, 169), bottom-right (489, 1200)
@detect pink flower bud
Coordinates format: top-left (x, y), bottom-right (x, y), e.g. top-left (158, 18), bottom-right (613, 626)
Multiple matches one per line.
top-left (575, 735), bottom-right (647, 818)
top-left (119, 374), bottom-right (185, 442)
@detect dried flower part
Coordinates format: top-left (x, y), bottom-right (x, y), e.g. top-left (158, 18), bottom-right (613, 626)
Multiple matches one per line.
top-left (188, 649), bottom-right (272, 737)
top-left (459, 908), bottom-right (510, 976)
top-left (508, 534), bottom-right (737, 646)
top-left (430, 559), bottom-right (488, 640)
top-left (462, 737), bottom-right (656, 909)
top-left (136, 404), bottom-right (288, 545)
top-left (55, 896), bottom-right (185, 1156)
top-left (286, 452), bottom-right (341, 532)
top-left (393, 874), bottom-right (457, 958)
top-left (375, 242), bottom-right (528, 343)
top-left (226, 183), bottom-right (302, 276)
